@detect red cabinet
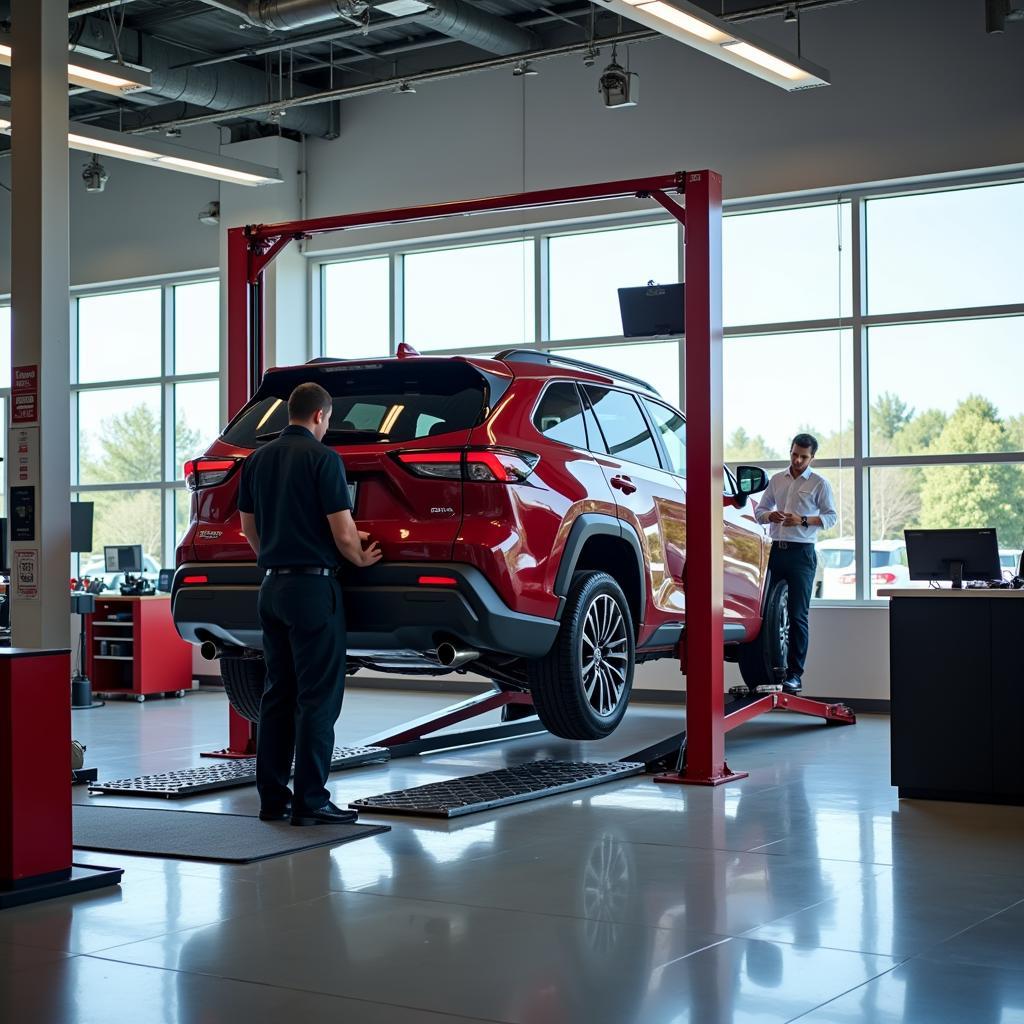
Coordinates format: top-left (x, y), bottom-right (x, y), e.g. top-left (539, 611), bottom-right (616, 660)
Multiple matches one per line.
top-left (86, 596), bottom-right (193, 701)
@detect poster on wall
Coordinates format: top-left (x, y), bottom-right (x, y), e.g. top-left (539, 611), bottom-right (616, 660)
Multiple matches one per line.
top-left (10, 486), bottom-right (35, 542)
top-left (11, 365), bottom-right (39, 425)
top-left (14, 548), bottom-right (39, 600)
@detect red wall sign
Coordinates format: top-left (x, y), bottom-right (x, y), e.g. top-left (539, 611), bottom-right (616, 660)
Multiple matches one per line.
top-left (11, 365), bottom-right (38, 425)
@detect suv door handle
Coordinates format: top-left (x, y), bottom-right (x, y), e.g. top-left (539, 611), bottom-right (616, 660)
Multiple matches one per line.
top-left (611, 475), bottom-right (637, 495)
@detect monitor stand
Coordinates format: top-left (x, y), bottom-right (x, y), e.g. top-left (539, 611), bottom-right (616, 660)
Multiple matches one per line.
top-left (949, 560), bottom-right (965, 590)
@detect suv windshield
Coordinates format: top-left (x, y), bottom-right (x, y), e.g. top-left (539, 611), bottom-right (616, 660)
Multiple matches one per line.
top-left (222, 361), bottom-right (494, 449)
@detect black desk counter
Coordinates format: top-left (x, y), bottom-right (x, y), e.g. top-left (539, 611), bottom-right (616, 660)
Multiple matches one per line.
top-left (880, 588), bottom-right (1024, 804)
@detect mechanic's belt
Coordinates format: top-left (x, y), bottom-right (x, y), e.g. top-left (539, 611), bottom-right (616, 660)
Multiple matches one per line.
top-left (265, 567), bottom-right (334, 576)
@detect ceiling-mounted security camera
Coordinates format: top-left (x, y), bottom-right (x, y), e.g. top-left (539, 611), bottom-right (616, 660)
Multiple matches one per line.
top-left (82, 155), bottom-right (108, 193)
top-left (198, 201), bottom-right (220, 227)
top-left (599, 59), bottom-right (638, 108)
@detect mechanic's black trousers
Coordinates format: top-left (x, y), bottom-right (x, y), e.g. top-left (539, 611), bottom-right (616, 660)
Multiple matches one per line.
top-left (767, 542), bottom-right (817, 680)
top-left (256, 574), bottom-right (346, 813)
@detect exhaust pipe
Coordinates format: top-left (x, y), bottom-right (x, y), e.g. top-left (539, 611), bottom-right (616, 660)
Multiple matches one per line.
top-left (200, 639), bottom-right (226, 662)
top-left (435, 642), bottom-right (480, 669)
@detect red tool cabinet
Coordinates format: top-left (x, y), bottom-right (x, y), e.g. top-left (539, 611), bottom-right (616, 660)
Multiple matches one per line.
top-left (86, 595), bottom-right (193, 701)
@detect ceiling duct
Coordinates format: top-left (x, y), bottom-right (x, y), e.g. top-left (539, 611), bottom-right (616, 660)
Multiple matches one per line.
top-left (78, 15), bottom-right (334, 137)
top-left (202, 0), bottom-right (532, 55)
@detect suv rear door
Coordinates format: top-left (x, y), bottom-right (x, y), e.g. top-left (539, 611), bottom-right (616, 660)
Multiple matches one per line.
top-left (580, 384), bottom-right (686, 622)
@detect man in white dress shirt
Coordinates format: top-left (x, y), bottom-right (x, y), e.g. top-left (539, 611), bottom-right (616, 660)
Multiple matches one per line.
top-left (754, 434), bottom-right (837, 693)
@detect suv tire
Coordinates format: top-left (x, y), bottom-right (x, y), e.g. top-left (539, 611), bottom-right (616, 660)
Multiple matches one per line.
top-left (221, 656), bottom-right (266, 723)
top-left (528, 571), bottom-right (635, 740)
top-left (737, 579), bottom-right (789, 690)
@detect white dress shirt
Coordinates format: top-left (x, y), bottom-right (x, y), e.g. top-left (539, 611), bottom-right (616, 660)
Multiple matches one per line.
top-left (754, 467), bottom-right (838, 543)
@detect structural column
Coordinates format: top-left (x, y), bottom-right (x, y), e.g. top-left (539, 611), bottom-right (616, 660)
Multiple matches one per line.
top-left (8, 0), bottom-right (72, 648)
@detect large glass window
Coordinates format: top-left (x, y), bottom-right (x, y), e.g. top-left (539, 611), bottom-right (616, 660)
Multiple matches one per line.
top-left (866, 183), bottom-right (1024, 315)
top-left (174, 280), bottom-right (219, 375)
top-left (78, 288), bottom-right (162, 383)
top-left (724, 203), bottom-right (852, 326)
top-left (73, 280), bottom-right (221, 570)
top-left (724, 330), bottom-right (853, 462)
top-left (404, 240), bottom-right (533, 351)
top-left (322, 257), bottom-right (391, 358)
top-left (548, 223), bottom-right (678, 341)
top-left (867, 317), bottom-right (1024, 456)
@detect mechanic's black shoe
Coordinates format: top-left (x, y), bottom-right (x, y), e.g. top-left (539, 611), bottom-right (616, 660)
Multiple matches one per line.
top-left (781, 677), bottom-right (803, 694)
top-left (258, 803), bottom-right (291, 822)
top-left (291, 800), bottom-right (358, 826)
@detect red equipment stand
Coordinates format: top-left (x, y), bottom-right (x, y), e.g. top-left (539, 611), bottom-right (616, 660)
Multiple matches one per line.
top-left (221, 168), bottom-right (855, 774)
top-left (202, 708), bottom-right (257, 760)
top-left (630, 687), bottom-right (856, 782)
top-left (0, 648), bottom-right (122, 909)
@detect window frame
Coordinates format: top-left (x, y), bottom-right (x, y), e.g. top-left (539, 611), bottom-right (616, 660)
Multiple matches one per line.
top-left (69, 272), bottom-right (222, 572)
top-left (312, 168), bottom-right (1024, 605)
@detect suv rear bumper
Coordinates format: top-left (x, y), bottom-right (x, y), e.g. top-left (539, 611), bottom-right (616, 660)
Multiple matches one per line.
top-left (171, 561), bottom-right (560, 661)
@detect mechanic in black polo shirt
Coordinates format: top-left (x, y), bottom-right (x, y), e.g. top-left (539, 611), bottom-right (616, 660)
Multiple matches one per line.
top-left (237, 382), bottom-right (382, 826)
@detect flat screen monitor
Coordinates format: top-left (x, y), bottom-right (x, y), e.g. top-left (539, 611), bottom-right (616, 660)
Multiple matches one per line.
top-left (905, 528), bottom-right (1002, 589)
top-left (104, 544), bottom-right (143, 574)
top-left (618, 282), bottom-right (684, 338)
top-left (71, 502), bottom-right (94, 554)
top-left (0, 517), bottom-right (6, 574)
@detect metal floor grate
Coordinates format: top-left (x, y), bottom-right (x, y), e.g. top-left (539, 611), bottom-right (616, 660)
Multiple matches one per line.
top-left (350, 759), bottom-right (644, 818)
top-left (89, 746), bottom-right (390, 798)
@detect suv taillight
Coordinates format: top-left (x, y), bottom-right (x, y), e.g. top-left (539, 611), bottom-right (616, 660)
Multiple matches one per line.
top-left (184, 457), bottom-right (240, 491)
top-left (394, 447), bottom-right (539, 483)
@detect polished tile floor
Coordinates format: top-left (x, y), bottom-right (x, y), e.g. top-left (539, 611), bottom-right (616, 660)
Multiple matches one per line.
top-left (3, 688), bottom-right (1024, 1023)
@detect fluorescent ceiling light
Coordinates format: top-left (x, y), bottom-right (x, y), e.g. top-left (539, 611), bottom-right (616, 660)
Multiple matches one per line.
top-left (0, 31), bottom-right (152, 96)
top-left (596, 0), bottom-right (829, 91)
top-left (0, 111), bottom-right (283, 187)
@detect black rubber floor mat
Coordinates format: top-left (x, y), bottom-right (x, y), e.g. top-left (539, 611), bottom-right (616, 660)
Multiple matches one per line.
top-left (350, 759), bottom-right (644, 818)
top-left (89, 745), bottom-right (390, 798)
top-left (73, 805), bottom-right (389, 863)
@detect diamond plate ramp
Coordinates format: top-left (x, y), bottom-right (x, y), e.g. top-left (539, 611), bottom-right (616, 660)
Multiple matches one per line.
top-left (350, 759), bottom-right (644, 818)
top-left (89, 745), bottom-right (390, 798)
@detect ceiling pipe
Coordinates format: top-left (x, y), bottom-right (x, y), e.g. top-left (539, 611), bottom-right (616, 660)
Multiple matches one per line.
top-left (198, 0), bottom-right (532, 55)
top-left (76, 13), bottom-right (335, 136)
top-left (69, 0), bottom-right (144, 16)
top-left (133, 26), bottom-right (655, 134)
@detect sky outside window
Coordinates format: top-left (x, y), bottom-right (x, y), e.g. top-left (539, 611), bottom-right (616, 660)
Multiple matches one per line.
top-left (78, 288), bottom-right (162, 383)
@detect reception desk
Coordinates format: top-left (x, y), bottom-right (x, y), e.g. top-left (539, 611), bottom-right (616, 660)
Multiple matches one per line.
top-left (881, 588), bottom-right (1024, 804)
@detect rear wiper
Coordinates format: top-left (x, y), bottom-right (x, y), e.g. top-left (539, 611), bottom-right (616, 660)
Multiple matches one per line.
top-left (254, 430), bottom-right (282, 444)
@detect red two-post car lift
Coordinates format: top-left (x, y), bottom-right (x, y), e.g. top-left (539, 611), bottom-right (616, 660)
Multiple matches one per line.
top-left (218, 170), bottom-right (855, 784)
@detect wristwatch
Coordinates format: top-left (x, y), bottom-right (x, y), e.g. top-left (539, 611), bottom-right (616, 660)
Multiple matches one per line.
top-left (801, 515), bottom-right (808, 528)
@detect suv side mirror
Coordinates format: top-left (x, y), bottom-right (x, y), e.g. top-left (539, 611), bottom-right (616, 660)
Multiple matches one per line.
top-left (735, 465), bottom-right (768, 497)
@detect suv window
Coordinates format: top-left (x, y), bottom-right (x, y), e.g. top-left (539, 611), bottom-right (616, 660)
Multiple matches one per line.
top-left (222, 362), bottom-right (490, 448)
top-left (533, 382), bottom-right (588, 450)
top-left (643, 399), bottom-right (686, 476)
top-left (582, 385), bottom-right (662, 470)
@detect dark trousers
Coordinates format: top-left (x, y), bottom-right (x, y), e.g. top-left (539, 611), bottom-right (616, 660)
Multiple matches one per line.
top-left (256, 574), bottom-right (346, 812)
top-left (767, 543), bottom-right (817, 680)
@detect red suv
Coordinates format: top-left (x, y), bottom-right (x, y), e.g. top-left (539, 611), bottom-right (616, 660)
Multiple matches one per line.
top-left (172, 349), bottom-right (787, 740)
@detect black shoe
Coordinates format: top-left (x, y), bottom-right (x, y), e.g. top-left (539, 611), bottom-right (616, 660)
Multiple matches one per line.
top-left (258, 802), bottom-right (291, 822)
top-left (781, 677), bottom-right (803, 694)
top-left (290, 800), bottom-right (358, 826)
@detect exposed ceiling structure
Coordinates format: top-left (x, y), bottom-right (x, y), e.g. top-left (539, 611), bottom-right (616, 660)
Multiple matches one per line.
top-left (12, 0), bottom-right (860, 141)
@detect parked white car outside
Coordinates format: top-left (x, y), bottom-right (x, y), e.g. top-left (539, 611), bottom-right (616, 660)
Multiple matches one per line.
top-left (815, 538), bottom-right (915, 599)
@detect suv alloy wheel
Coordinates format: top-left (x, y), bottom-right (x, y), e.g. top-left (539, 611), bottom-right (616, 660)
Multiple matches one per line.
top-left (528, 571), bottom-right (636, 740)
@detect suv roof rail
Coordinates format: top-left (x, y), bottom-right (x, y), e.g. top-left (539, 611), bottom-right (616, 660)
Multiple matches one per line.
top-left (495, 348), bottom-right (660, 397)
